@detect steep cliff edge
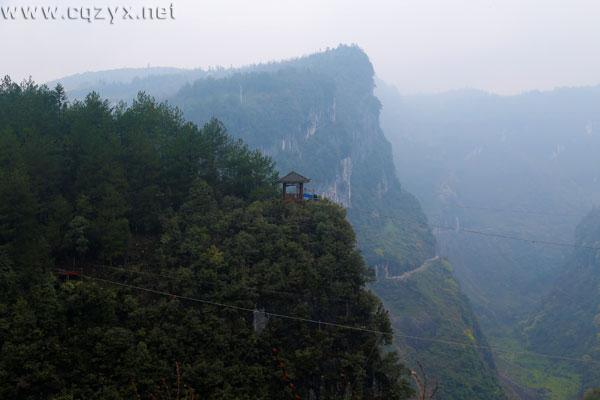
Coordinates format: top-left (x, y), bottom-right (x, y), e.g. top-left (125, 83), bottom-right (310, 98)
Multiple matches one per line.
top-left (171, 46), bottom-right (434, 273)
top-left (374, 258), bottom-right (505, 400)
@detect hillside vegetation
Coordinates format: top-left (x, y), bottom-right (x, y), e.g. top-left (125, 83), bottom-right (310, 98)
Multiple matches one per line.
top-left (525, 208), bottom-right (600, 395)
top-left (0, 78), bottom-right (414, 400)
top-left (168, 46), bottom-right (505, 399)
top-left (49, 46), bottom-right (507, 399)
top-left (374, 259), bottom-right (505, 400)
top-left (171, 46), bottom-right (436, 274)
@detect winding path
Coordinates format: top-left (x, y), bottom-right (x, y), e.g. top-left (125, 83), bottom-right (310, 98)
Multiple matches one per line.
top-left (388, 256), bottom-right (440, 281)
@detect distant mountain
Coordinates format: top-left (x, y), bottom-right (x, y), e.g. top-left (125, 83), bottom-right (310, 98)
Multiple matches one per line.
top-left (376, 81), bottom-right (600, 398)
top-left (377, 80), bottom-right (600, 323)
top-left (46, 67), bottom-right (211, 102)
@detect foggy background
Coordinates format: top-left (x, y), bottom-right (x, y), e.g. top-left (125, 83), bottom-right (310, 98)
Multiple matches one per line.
top-left (1, 0), bottom-right (600, 94)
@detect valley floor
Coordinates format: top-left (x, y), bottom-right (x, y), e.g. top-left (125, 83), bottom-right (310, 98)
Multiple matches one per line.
top-left (492, 335), bottom-right (582, 400)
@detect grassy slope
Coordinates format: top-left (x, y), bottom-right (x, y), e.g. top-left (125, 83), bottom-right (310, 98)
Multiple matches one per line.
top-left (493, 336), bottom-right (581, 400)
top-left (374, 258), bottom-right (506, 400)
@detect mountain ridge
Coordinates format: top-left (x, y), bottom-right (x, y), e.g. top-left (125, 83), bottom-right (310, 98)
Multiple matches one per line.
top-left (377, 79), bottom-right (600, 398)
top-left (48, 45), bottom-right (507, 399)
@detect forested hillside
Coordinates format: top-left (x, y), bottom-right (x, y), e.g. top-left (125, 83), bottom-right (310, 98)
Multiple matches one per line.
top-left (171, 47), bottom-right (435, 275)
top-left (0, 78), bottom-right (414, 399)
top-left (49, 46), bottom-right (507, 399)
top-left (168, 46), bottom-right (505, 399)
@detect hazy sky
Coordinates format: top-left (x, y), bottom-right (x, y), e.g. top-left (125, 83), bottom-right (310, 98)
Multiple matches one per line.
top-left (1, 0), bottom-right (599, 94)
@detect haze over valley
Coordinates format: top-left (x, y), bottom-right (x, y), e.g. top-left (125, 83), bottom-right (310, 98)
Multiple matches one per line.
top-left (2, 2), bottom-right (600, 399)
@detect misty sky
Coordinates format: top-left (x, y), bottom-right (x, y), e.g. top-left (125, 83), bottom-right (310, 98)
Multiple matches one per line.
top-left (1, 0), bottom-right (599, 94)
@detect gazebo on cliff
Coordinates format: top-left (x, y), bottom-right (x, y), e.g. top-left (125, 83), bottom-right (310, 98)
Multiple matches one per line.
top-left (278, 171), bottom-right (310, 201)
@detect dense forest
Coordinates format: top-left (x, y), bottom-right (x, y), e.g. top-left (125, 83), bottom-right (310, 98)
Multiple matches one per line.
top-left (0, 77), bottom-right (415, 399)
top-left (48, 46), bottom-right (507, 399)
top-left (169, 47), bottom-right (505, 399)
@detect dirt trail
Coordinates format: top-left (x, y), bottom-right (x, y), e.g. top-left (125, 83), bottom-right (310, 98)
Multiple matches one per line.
top-left (387, 256), bottom-right (440, 281)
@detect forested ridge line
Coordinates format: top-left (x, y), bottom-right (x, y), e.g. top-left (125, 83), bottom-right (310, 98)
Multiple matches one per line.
top-left (0, 77), bottom-right (415, 400)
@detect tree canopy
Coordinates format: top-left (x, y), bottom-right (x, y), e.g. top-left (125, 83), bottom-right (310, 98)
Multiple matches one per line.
top-left (0, 77), bottom-right (413, 400)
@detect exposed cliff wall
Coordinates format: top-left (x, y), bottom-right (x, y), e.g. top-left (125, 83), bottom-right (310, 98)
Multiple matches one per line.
top-left (171, 46), bottom-right (435, 272)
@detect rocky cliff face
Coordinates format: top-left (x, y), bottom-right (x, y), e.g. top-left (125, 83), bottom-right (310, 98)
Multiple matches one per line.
top-left (169, 47), bottom-right (377, 209)
top-left (170, 46), bottom-right (435, 271)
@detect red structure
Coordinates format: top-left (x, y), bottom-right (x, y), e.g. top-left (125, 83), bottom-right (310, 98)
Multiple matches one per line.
top-left (278, 171), bottom-right (310, 201)
top-left (56, 269), bottom-right (81, 282)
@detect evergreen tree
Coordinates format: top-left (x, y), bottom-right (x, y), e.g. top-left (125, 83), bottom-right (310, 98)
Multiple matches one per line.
top-left (0, 79), bottom-right (414, 399)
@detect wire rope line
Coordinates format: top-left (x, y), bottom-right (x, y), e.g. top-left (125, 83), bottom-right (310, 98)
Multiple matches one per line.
top-left (81, 273), bottom-right (600, 366)
top-left (82, 273), bottom-right (390, 335)
top-left (347, 206), bottom-right (600, 251)
top-left (442, 204), bottom-right (585, 218)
